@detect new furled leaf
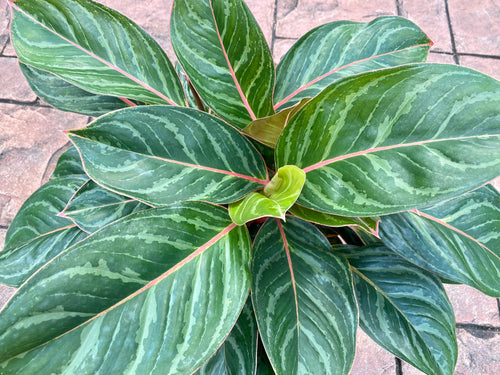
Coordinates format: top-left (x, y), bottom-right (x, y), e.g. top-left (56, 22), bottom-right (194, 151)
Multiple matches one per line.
top-left (229, 165), bottom-right (305, 224)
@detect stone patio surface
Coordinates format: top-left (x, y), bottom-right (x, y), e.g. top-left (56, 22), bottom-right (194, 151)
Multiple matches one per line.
top-left (0, 0), bottom-right (499, 374)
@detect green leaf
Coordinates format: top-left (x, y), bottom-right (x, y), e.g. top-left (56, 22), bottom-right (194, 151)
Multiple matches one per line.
top-left (379, 186), bottom-right (500, 297)
top-left (276, 64), bottom-right (500, 216)
top-left (171, 0), bottom-right (275, 128)
top-left (0, 202), bottom-right (251, 374)
top-left (289, 204), bottom-right (379, 235)
top-left (195, 297), bottom-right (257, 375)
top-left (229, 166), bottom-right (305, 224)
top-left (0, 176), bottom-right (89, 287)
top-left (19, 63), bottom-right (130, 116)
top-left (61, 181), bottom-right (150, 233)
top-left (256, 341), bottom-right (276, 375)
top-left (338, 245), bottom-right (457, 375)
top-left (69, 106), bottom-right (269, 206)
top-left (10, 0), bottom-right (185, 105)
top-left (243, 98), bottom-right (310, 148)
top-left (50, 146), bottom-right (85, 179)
top-left (274, 16), bottom-right (432, 110)
top-left (252, 217), bottom-right (357, 375)
top-left (175, 61), bottom-right (206, 110)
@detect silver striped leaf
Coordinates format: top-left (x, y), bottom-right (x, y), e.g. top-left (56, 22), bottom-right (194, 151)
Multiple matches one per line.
top-left (379, 185), bottom-right (500, 297)
top-left (68, 106), bottom-right (269, 206)
top-left (195, 297), bottom-right (258, 375)
top-left (339, 245), bottom-right (457, 375)
top-left (276, 64), bottom-right (500, 216)
top-left (19, 63), bottom-right (131, 116)
top-left (274, 16), bottom-right (432, 110)
top-left (50, 146), bottom-right (85, 179)
top-left (61, 180), bottom-right (150, 233)
top-left (171, 0), bottom-right (275, 129)
top-left (0, 176), bottom-right (89, 287)
top-left (10, 0), bottom-right (186, 106)
top-left (0, 202), bottom-right (251, 374)
top-left (252, 217), bottom-right (357, 375)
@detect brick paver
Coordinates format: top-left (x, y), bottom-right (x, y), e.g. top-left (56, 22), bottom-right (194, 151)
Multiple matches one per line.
top-left (1, 1), bottom-right (499, 374)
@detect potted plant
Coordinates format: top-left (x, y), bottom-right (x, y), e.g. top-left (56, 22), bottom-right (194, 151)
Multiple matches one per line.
top-left (0, 0), bottom-right (499, 374)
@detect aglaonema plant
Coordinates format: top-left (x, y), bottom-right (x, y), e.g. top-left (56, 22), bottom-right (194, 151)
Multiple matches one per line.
top-left (1, 0), bottom-right (499, 374)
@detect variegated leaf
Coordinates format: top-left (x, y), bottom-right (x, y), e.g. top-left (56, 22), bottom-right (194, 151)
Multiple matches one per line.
top-left (252, 217), bottom-right (357, 375)
top-left (171, 0), bottom-right (275, 128)
top-left (10, 0), bottom-right (186, 105)
top-left (195, 297), bottom-right (257, 375)
top-left (289, 204), bottom-right (379, 235)
top-left (61, 180), bottom-right (150, 233)
top-left (19, 63), bottom-right (131, 116)
top-left (0, 202), bottom-right (251, 374)
top-left (51, 146), bottom-right (85, 179)
top-left (229, 166), bottom-right (305, 224)
top-left (379, 185), bottom-right (500, 296)
top-left (274, 16), bottom-right (432, 110)
top-left (338, 245), bottom-right (457, 375)
top-left (69, 106), bottom-right (268, 206)
top-left (0, 176), bottom-right (88, 287)
top-left (276, 64), bottom-right (500, 216)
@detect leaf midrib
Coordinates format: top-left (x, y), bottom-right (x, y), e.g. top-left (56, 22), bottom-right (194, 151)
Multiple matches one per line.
top-left (69, 133), bottom-right (269, 185)
top-left (208, 0), bottom-right (256, 120)
top-left (302, 134), bottom-right (500, 173)
top-left (5, 223), bottom-right (237, 362)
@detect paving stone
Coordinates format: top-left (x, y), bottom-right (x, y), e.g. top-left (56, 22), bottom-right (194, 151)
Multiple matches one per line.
top-left (491, 177), bottom-right (500, 191)
top-left (275, 0), bottom-right (396, 39)
top-left (273, 38), bottom-right (297, 63)
top-left (350, 329), bottom-right (396, 375)
top-left (427, 51), bottom-right (456, 64)
top-left (96, 0), bottom-right (175, 58)
top-left (0, 283), bottom-right (15, 310)
top-left (445, 284), bottom-right (500, 326)
top-left (448, 0), bottom-right (500, 56)
top-left (2, 37), bottom-right (15, 57)
top-left (0, 3), bottom-right (10, 55)
top-left (397, 0), bottom-right (452, 53)
top-left (401, 328), bottom-right (500, 375)
top-left (0, 57), bottom-right (37, 102)
top-left (245, 0), bottom-right (275, 47)
top-left (0, 104), bottom-right (88, 227)
top-left (459, 55), bottom-right (500, 81)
